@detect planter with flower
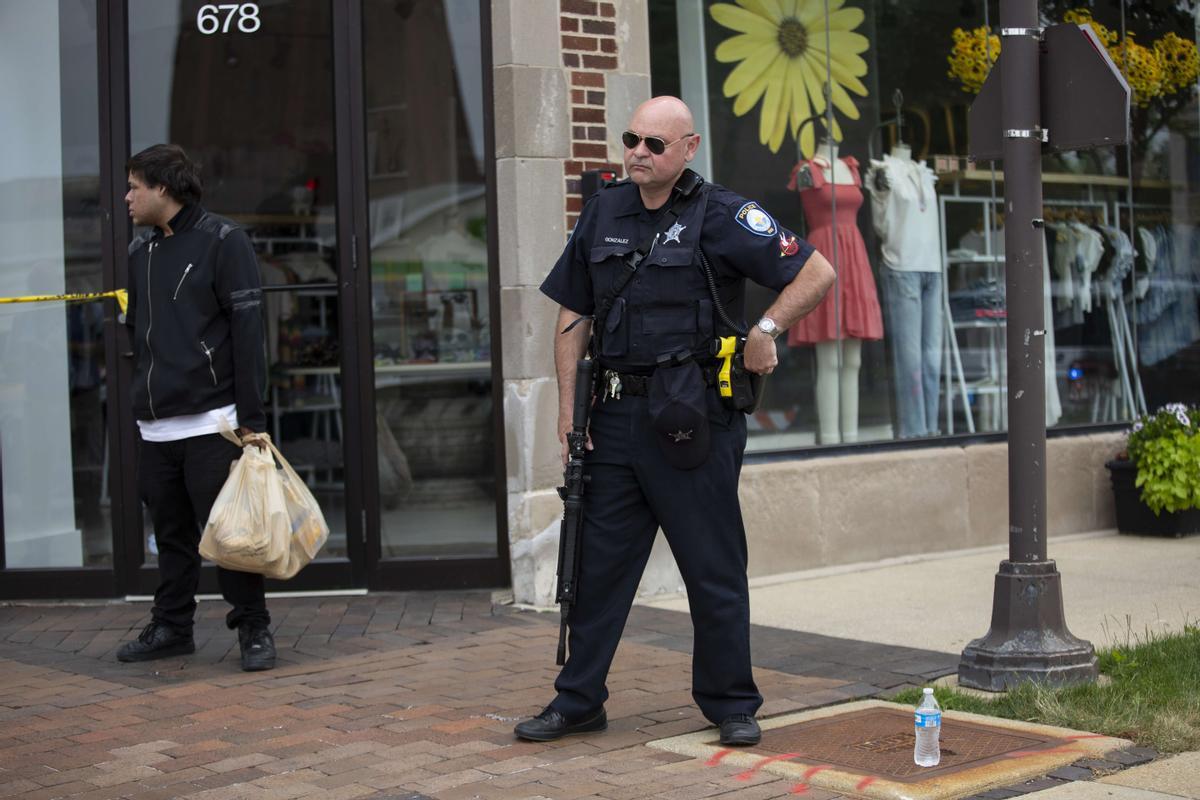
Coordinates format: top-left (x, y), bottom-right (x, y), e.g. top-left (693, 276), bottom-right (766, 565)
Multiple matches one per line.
top-left (1105, 404), bottom-right (1200, 537)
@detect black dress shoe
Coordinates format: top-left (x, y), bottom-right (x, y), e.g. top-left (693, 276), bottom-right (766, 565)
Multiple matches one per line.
top-left (116, 622), bottom-right (195, 663)
top-left (238, 624), bottom-right (276, 672)
top-left (514, 707), bottom-right (607, 742)
top-left (719, 713), bottom-right (761, 746)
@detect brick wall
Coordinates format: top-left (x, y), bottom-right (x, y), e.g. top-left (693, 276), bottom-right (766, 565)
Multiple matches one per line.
top-left (560, 0), bottom-right (624, 231)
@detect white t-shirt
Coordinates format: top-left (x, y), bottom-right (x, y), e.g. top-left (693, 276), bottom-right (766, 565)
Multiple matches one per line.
top-left (866, 154), bottom-right (941, 272)
top-left (137, 403), bottom-right (239, 443)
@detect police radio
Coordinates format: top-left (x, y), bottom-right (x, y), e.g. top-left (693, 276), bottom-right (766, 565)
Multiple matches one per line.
top-left (581, 169), bottom-right (617, 204)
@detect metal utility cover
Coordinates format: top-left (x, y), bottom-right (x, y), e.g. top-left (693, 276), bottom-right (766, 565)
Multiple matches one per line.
top-left (969, 24), bottom-right (1130, 161)
top-left (645, 700), bottom-right (1132, 800)
top-left (752, 707), bottom-right (1059, 783)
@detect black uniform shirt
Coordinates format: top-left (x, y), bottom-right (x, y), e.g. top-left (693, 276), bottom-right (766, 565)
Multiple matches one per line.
top-left (541, 179), bottom-right (814, 327)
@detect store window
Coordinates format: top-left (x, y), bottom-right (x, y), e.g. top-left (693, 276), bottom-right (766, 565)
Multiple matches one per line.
top-left (363, 0), bottom-right (497, 558)
top-left (650, 0), bottom-right (1200, 452)
top-left (1, 2), bottom-right (107, 567)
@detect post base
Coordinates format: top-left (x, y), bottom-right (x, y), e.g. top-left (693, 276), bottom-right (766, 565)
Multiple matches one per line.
top-left (958, 560), bottom-right (1098, 691)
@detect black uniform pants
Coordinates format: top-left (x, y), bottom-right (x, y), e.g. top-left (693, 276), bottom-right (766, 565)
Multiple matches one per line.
top-left (139, 434), bottom-right (270, 632)
top-left (550, 390), bottom-right (762, 725)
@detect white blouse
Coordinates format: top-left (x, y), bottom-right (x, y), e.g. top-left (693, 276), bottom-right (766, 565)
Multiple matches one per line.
top-left (866, 154), bottom-right (941, 272)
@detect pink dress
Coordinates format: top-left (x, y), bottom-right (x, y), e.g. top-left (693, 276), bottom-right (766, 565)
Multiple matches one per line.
top-left (786, 156), bottom-right (884, 344)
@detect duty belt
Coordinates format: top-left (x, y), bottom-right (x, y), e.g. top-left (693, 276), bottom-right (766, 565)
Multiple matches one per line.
top-left (600, 367), bottom-right (716, 401)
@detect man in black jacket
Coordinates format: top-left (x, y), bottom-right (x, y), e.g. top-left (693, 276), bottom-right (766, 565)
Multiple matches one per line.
top-left (117, 144), bottom-right (275, 671)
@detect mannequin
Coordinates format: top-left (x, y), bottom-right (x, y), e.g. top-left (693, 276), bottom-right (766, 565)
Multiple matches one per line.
top-left (787, 137), bottom-right (884, 444)
top-left (866, 141), bottom-right (942, 438)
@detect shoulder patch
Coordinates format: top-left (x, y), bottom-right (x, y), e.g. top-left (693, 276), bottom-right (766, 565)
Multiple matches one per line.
top-left (735, 202), bottom-right (778, 237)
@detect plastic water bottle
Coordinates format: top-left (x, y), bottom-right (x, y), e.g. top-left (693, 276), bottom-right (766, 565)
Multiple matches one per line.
top-left (913, 687), bottom-right (941, 767)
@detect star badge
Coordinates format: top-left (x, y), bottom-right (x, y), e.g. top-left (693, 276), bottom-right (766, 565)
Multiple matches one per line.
top-left (668, 429), bottom-right (693, 443)
top-left (663, 222), bottom-right (686, 244)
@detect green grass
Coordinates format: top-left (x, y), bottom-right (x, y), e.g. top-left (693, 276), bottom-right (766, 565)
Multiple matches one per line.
top-left (892, 624), bottom-right (1200, 753)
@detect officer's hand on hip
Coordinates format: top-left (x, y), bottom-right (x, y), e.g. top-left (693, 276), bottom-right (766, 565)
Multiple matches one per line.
top-left (558, 417), bottom-right (593, 466)
top-left (743, 328), bottom-right (778, 375)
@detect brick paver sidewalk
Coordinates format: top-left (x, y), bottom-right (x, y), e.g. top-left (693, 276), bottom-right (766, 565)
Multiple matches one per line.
top-left (0, 593), bottom-right (955, 800)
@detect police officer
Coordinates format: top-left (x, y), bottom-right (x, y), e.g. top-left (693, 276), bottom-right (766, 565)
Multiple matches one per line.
top-left (514, 97), bottom-right (836, 746)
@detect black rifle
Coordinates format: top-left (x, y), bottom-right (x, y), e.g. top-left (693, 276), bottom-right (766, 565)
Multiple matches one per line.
top-left (555, 358), bottom-right (593, 665)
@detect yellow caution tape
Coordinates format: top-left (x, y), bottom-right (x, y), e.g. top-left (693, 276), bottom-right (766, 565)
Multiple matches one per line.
top-left (0, 289), bottom-right (128, 315)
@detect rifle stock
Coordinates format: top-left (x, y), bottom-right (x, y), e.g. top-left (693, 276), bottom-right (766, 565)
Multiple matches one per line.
top-left (555, 358), bottom-right (593, 665)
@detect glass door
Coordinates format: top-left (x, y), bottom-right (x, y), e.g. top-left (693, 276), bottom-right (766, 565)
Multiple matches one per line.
top-left (360, 0), bottom-right (508, 587)
top-left (123, 0), bottom-right (359, 592)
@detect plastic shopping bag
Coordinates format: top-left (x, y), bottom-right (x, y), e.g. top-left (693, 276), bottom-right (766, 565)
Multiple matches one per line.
top-left (200, 428), bottom-right (329, 579)
top-left (263, 435), bottom-right (329, 579)
top-left (199, 438), bottom-right (291, 576)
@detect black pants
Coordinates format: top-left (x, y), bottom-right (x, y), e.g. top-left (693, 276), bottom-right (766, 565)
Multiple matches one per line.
top-left (550, 391), bottom-right (762, 725)
top-left (139, 434), bottom-right (269, 631)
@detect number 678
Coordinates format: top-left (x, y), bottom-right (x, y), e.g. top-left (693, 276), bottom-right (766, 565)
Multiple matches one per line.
top-left (197, 3), bottom-right (261, 34)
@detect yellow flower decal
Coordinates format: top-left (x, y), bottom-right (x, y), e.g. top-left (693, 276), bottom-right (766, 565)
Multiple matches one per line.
top-left (710, 0), bottom-right (870, 157)
top-left (947, 26), bottom-right (1000, 94)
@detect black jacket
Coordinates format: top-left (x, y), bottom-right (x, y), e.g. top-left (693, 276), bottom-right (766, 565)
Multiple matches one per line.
top-left (125, 204), bottom-right (266, 431)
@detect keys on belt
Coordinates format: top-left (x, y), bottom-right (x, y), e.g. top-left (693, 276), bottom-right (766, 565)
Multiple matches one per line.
top-left (602, 369), bottom-right (622, 402)
top-left (600, 370), bottom-right (654, 400)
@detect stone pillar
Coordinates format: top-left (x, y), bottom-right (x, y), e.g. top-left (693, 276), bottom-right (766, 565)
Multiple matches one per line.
top-left (493, 0), bottom-right (651, 605)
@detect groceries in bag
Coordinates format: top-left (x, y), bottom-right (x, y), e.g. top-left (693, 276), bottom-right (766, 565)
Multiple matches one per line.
top-left (199, 429), bottom-right (328, 579)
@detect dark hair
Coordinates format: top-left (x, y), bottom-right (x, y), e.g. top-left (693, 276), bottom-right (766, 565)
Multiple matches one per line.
top-left (126, 144), bottom-right (203, 204)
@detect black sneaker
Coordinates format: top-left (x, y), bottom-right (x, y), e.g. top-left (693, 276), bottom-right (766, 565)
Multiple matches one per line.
top-left (238, 624), bottom-right (276, 672)
top-left (116, 622), bottom-right (195, 663)
top-left (514, 706), bottom-right (607, 742)
top-left (719, 713), bottom-right (762, 746)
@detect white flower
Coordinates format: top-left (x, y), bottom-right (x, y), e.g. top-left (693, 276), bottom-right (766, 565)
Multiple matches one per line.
top-left (1164, 402), bottom-right (1186, 414)
top-left (1131, 421), bottom-right (1144, 433)
top-left (1176, 411), bottom-right (1191, 427)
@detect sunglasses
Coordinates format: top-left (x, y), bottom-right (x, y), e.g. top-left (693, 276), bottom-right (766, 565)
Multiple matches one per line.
top-left (621, 130), bottom-right (694, 156)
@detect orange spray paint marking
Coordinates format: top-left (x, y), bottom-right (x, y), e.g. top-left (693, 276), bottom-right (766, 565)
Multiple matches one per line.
top-left (790, 783), bottom-right (810, 795)
top-left (706, 748), bottom-right (733, 767)
top-left (736, 752), bottom-right (803, 781)
top-left (857, 776), bottom-right (879, 791)
top-left (801, 765), bottom-right (834, 780)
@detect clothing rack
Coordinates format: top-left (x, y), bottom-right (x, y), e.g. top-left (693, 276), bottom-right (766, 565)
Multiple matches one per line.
top-left (938, 194), bottom-right (1128, 433)
top-left (1044, 199), bottom-right (1150, 421)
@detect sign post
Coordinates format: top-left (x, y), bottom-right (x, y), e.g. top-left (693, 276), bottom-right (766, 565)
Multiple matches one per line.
top-left (958, 8), bottom-right (1130, 691)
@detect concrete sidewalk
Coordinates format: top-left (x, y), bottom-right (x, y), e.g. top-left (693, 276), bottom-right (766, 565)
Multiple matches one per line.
top-left (646, 529), bottom-right (1200, 654)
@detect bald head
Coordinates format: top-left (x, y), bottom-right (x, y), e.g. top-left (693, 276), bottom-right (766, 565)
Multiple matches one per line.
top-left (622, 96), bottom-right (700, 207)
top-left (629, 96), bottom-right (695, 141)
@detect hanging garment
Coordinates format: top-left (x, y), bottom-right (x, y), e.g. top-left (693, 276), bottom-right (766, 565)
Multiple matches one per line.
top-left (786, 156), bottom-right (884, 344)
top-left (1137, 224), bottom-right (1200, 366)
top-left (1069, 221), bottom-right (1105, 317)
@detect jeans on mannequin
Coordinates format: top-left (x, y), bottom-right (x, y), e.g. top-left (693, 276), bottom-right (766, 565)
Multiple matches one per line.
top-left (880, 268), bottom-right (943, 438)
top-left (814, 339), bottom-right (862, 444)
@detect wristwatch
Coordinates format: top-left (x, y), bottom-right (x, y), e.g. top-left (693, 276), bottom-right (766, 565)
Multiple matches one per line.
top-left (756, 316), bottom-right (781, 339)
